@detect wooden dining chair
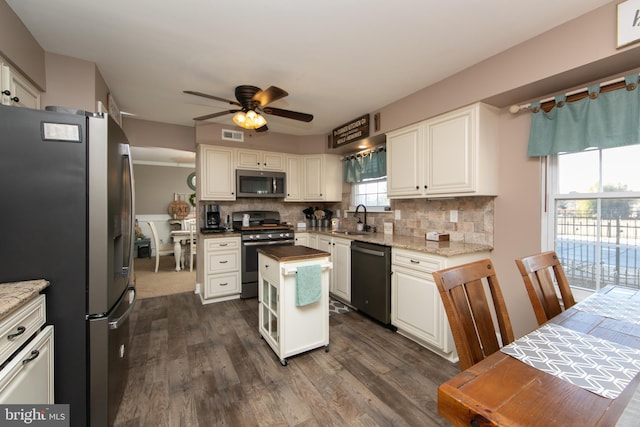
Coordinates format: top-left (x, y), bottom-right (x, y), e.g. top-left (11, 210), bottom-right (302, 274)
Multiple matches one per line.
top-left (515, 251), bottom-right (576, 326)
top-left (189, 222), bottom-right (197, 272)
top-left (146, 221), bottom-right (161, 273)
top-left (432, 259), bottom-right (515, 371)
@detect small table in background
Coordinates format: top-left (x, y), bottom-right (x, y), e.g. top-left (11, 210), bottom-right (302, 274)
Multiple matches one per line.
top-left (169, 230), bottom-right (192, 271)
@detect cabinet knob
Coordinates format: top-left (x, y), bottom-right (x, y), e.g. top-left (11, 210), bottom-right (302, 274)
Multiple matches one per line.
top-left (415, 186), bottom-right (419, 190)
top-left (424, 185), bottom-right (427, 189)
top-left (1, 90), bottom-right (10, 96)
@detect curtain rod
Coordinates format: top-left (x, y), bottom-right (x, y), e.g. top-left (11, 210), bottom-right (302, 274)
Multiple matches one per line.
top-left (509, 75), bottom-right (631, 114)
top-left (341, 144), bottom-right (386, 160)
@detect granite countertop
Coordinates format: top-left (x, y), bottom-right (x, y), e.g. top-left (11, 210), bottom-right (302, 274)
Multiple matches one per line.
top-left (296, 228), bottom-right (493, 257)
top-left (258, 246), bottom-right (330, 262)
top-left (0, 279), bottom-right (49, 320)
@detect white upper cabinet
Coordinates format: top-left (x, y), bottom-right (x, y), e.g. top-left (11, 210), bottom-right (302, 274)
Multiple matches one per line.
top-left (236, 149), bottom-right (285, 171)
top-left (198, 145), bottom-right (236, 200)
top-left (302, 154), bottom-right (342, 202)
top-left (387, 103), bottom-right (499, 198)
top-left (196, 147), bottom-right (342, 202)
top-left (284, 154), bottom-right (302, 201)
top-left (0, 57), bottom-right (40, 109)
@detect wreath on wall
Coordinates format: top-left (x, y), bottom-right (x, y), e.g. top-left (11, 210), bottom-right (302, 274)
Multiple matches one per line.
top-left (189, 193), bottom-right (196, 207)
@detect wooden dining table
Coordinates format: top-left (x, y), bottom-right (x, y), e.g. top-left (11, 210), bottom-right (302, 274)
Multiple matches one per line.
top-left (438, 285), bottom-right (640, 427)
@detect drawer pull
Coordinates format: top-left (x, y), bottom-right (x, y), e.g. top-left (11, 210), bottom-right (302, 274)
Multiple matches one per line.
top-left (7, 326), bottom-right (26, 340)
top-left (220, 282), bottom-right (228, 286)
top-left (219, 243), bottom-right (228, 247)
top-left (410, 259), bottom-right (420, 264)
top-left (219, 260), bottom-right (228, 264)
top-left (22, 349), bottom-right (40, 365)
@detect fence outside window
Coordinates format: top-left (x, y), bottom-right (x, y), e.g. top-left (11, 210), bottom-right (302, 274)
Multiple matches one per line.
top-left (555, 206), bottom-right (640, 291)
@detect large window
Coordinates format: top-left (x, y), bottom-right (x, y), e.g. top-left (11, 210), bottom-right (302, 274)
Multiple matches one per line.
top-left (547, 145), bottom-right (640, 292)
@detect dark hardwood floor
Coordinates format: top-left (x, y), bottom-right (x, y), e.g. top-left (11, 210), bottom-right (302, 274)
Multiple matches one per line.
top-left (114, 292), bottom-right (459, 426)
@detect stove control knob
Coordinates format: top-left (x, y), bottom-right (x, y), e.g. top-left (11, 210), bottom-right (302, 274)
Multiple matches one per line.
top-left (267, 234), bottom-right (273, 239)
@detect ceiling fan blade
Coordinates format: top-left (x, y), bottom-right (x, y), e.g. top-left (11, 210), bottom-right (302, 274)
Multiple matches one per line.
top-left (184, 90), bottom-right (241, 107)
top-left (255, 124), bottom-right (269, 132)
top-left (262, 107), bottom-right (313, 123)
top-left (193, 109), bottom-right (239, 121)
top-left (252, 86), bottom-right (288, 106)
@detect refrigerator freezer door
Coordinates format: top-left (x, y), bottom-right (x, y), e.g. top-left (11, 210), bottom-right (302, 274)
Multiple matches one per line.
top-left (88, 115), bottom-right (135, 315)
top-left (89, 287), bottom-right (135, 427)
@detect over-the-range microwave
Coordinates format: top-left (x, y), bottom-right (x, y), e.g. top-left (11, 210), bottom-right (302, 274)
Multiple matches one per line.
top-left (236, 169), bottom-right (286, 198)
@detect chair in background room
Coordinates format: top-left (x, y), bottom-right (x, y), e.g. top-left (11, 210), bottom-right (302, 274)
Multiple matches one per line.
top-left (432, 259), bottom-right (515, 371)
top-left (146, 221), bottom-right (161, 273)
top-left (189, 222), bottom-right (197, 272)
top-left (515, 250), bottom-right (576, 326)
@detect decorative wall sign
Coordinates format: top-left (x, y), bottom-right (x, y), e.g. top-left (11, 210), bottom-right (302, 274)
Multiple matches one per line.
top-left (617, 0), bottom-right (640, 48)
top-left (331, 114), bottom-right (370, 148)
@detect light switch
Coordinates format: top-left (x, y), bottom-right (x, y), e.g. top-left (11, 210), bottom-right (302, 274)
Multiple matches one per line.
top-left (449, 210), bottom-right (458, 222)
top-left (395, 210), bottom-right (401, 220)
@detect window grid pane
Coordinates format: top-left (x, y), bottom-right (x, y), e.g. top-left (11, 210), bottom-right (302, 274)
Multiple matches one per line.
top-left (353, 177), bottom-right (389, 207)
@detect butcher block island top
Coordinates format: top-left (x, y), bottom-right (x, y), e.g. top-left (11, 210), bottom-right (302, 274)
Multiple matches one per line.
top-left (0, 279), bottom-right (49, 320)
top-left (257, 245), bottom-right (330, 262)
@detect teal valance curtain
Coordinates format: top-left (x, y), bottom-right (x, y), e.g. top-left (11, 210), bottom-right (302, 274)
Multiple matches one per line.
top-left (528, 74), bottom-right (640, 157)
top-left (343, 146), bottom-right (386, 183)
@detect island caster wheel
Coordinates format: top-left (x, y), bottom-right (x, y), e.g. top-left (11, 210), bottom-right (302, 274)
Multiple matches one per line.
top-left (280, 358), bottom-right (288, 366)
top-left (325, 344), bottom-right (330, 352)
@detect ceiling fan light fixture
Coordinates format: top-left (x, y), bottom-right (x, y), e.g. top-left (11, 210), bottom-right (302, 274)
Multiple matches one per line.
top-left (233, 109), bottom-right (267, 129)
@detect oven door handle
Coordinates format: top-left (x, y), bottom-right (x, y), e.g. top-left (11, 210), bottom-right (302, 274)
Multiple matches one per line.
top-left (243, 239), bottom-right (295, 246)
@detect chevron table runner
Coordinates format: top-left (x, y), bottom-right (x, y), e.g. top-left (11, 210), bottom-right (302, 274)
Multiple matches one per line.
top-left (501, 323), bottom-right (640, 399)
top-left (575, 288), bottom-right (640, 326)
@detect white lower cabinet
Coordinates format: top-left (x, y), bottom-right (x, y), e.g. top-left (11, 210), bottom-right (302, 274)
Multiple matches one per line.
top-left (201, 236), bottom-right (241, 304)
top-left (391, 248), bottom-right (490, 362)
top-left (0, 294), bottom-right (54, 403)
top-left (294, 232), bottom-right (309, 247)
top-left (0, 326), bottom-right (54, 403)
top-left (316, 235), bottom-right (351, 302)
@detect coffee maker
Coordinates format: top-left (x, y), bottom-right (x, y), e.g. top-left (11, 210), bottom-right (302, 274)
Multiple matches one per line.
top-left (204, 204), bottom-right (221, 230)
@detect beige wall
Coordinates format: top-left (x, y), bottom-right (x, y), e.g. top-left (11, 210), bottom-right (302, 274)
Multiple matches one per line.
top-left (133, 164), bottom-right (195, 215)
top-left (41, 53), bottom-right (99, 111)
top-left (124, 117), bottom-right (195, 152)
top-left (195, 121), bottom-right (326, 154)
top-left (0, 0), bottom-right (45, 90)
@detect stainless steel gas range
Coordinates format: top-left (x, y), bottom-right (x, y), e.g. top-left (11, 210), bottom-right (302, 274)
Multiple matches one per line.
top-left (232, 211), bottom-right (295, 298)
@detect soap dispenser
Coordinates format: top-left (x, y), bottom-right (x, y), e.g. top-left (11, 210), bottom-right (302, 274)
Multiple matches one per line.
top-left (356, 219), bottom-right (364, 232)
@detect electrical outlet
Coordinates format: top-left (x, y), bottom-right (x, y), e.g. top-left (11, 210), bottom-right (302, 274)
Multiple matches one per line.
top-left (336, 209), bottom-right (341, 218)
top-left (449, 210), bottom-right (458, 222)
top-left (395, 210), bottom-right (401, 220)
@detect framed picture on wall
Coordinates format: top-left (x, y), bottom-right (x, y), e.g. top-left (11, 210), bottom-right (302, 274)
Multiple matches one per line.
top-left (617, 0), bottom-right (640, 48)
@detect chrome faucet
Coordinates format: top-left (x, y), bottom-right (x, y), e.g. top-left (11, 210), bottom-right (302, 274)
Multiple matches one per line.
top-left (354, 204), bottom-right (369, 231)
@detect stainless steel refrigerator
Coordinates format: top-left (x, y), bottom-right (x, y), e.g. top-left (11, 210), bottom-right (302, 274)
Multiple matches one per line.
top-left (0, 104), bottom-right (136, 427)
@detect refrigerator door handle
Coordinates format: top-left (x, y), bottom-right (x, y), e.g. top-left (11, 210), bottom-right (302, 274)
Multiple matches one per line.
top-left (109, 288), bottom-right (136, 330)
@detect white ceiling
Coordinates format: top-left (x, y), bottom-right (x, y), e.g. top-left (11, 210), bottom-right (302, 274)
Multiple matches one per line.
top-left (8, 0), bottom-right (612, 138)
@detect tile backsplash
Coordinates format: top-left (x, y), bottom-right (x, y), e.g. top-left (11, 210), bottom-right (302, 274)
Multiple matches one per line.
top-left (200, 195), bottom-right (494, 246)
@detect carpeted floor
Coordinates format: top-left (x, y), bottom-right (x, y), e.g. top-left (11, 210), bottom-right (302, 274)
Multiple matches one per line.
top-left (134, 255), bottom-right (196, 299)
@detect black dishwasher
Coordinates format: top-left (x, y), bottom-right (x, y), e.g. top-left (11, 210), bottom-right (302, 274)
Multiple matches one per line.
top-left (351, 240), bottom-right (392, 325)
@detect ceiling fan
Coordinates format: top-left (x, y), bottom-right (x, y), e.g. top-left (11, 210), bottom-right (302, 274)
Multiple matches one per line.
top-left (184, 85), bottom-right (313, 132)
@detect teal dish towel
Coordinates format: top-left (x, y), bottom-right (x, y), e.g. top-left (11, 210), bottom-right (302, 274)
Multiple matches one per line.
top-left (295, 264), bottom-right (322, 307)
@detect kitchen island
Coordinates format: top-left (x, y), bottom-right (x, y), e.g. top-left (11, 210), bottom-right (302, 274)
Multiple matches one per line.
top-left (257, 246), bottom-right (331, 366)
